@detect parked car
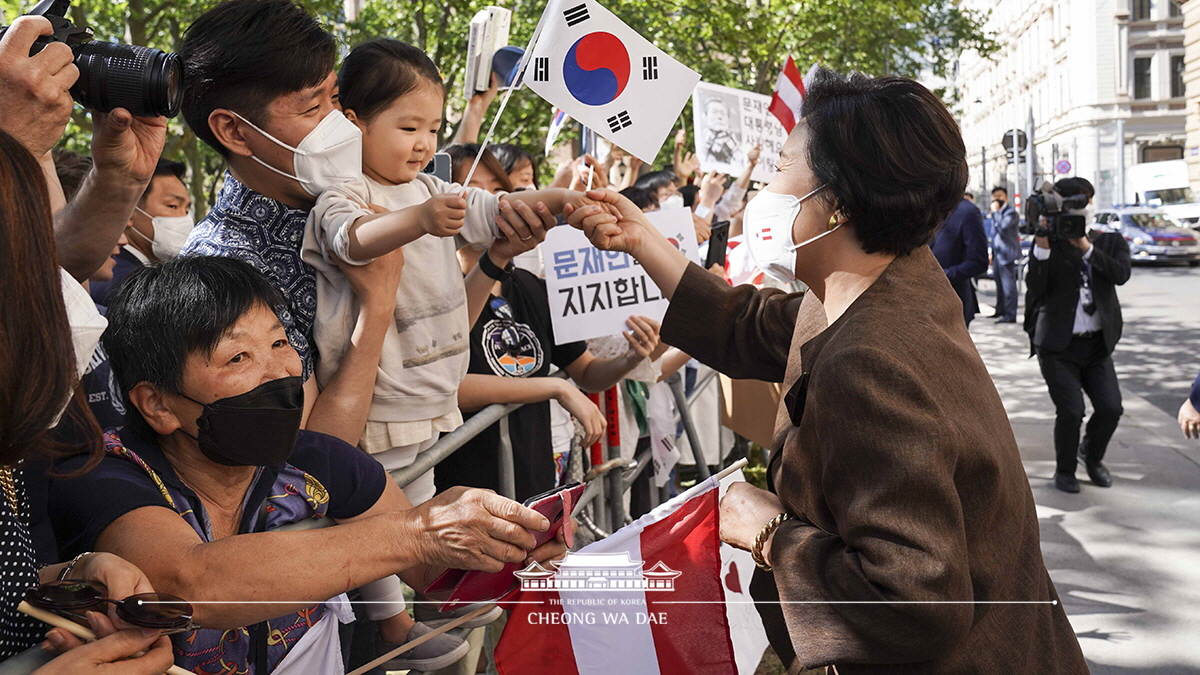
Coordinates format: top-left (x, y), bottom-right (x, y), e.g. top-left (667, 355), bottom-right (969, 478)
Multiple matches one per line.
top-left (1093, 206), bottom-right (1200, 265)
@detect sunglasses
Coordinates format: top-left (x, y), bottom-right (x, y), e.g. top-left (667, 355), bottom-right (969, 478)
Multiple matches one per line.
top-left (23, 580), bottom-right (197, 634)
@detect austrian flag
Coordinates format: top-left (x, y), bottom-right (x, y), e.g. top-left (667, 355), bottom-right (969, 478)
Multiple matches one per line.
top-left (768, 56), bottom-right (818, 133)
top-left (494, 477), bottom-right (737, 675)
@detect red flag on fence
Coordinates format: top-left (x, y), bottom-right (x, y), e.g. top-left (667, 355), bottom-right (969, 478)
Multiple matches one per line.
top-left (768, 55), bottom-right (818, 133)
top-left (494, 476), bottom-right (737, 675)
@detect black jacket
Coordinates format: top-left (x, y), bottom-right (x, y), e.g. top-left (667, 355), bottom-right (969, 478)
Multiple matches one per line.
top-left (1023, 232), bottom-right (1131, 356)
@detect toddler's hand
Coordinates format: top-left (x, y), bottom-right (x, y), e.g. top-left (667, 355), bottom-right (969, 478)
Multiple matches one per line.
top-left (422, 193), bottom-right (467, 237)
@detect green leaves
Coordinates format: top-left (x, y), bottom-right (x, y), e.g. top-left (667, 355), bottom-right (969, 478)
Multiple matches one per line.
top-left (2, 0), bottom-right (993, 213)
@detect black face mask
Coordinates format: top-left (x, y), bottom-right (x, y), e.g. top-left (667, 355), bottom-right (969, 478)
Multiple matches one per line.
top-left (179, 376), bottom-right (305, 467)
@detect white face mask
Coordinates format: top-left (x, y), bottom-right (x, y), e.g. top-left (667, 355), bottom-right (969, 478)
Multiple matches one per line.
top-left (132, 207), bottom-right (194, 260)
top-left (744, 185), bottom-right (834, 283)
top-left (661, 194), bottom-right (685, 210)
top-left (231, 110), bottom-right (363, 196)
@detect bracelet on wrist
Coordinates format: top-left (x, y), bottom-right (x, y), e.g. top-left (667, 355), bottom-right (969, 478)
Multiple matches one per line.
top-left (58, 551), bottom-right (93, 581)
top-left (751, 513), bottom-right (792, 572)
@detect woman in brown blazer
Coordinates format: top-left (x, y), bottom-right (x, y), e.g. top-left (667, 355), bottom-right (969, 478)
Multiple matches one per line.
top-left (564, 70), bottom-right (1088, 674)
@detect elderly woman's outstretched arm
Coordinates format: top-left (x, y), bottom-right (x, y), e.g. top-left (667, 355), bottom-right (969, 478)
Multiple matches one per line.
top-left (565, 188), bottom-right (804, 382)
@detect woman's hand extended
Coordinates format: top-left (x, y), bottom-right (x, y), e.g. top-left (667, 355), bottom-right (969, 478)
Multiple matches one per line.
top-left (563, 188), bottom-right (653, 256)
top-left (719, 482), bottom-right (786, 562)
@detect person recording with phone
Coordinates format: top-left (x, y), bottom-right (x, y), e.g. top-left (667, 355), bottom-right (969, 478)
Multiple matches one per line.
top-left (1024, 177), bottom-right (1131, 493)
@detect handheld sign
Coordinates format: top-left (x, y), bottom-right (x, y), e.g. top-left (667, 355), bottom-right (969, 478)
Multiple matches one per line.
top-left (464, 7), bottom-right (512, 97)
top-left (692, 81), bottom-right (784, 184)
top-left (545, 207), bottom-right (701, 344)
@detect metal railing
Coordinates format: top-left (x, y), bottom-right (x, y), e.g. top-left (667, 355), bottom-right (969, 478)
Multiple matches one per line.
top-left (282, 367), bottom-right (719, 535)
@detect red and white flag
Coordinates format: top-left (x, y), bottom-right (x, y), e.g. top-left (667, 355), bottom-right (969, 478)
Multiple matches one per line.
top-left (768, 56), bottom-right (818, 133)
top-left (495, 476), bottom-right (743, 674)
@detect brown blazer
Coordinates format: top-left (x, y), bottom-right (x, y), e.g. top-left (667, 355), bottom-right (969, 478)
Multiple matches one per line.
top-left (661, 247), bottom-right (1088, 674)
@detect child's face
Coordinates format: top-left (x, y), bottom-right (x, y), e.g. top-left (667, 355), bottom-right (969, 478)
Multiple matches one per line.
top-left (353, 81), bottom-right (444, 185)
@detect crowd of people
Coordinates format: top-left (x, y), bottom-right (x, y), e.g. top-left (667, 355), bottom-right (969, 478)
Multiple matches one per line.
top-left (0, 1), bottom-right (771, 673)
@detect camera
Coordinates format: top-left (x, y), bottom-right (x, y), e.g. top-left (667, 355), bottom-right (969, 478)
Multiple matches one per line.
top-left (1023, 181), bottom-right (1090, 241)
top-left (0, 0), bottom-right (182, 118)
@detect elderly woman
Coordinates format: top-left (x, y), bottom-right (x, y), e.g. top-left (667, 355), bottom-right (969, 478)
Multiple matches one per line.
top-left (49, 256), bottom-right (567, 674)
top-left (566, 71), bottom-right (1088, 673)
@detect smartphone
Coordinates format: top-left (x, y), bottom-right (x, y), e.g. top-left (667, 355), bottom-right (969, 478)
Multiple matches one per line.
top-left (705, 220), bottom-right (731, 269)
top-left (423, 152), bottom-right (452, 183)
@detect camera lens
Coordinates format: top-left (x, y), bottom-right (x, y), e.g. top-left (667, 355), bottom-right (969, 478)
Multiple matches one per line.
top-left (71, 41), bottom-right (183, 118)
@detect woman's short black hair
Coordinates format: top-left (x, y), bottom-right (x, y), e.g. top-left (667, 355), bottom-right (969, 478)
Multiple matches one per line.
top-left (180, 0), bottom-right (337, 157)
top-left (491, 143), bottom-right (536, 175)
top-left (444, 144), bottom-right (513, 192)
top-left (339, 38), bottom-right (444, 122)
top-left (103, 256), bottom-right (286, 443)
top-left (801, 69), bottom-right (968, 256)
top-left (620, 186), bottom-right (658, 211)
top-left (634, 170), bottom-right (676, 194)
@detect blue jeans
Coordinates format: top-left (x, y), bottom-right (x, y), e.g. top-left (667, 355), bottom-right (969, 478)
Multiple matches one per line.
top-left (992, 257), bottom-right (1018, 320)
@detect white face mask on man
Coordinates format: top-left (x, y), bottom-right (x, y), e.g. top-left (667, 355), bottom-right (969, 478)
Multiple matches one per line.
top-left (231, 109), bottom-right (363, 196)
top-left (744, 184), bottom-right (834, 283)
top-left (131, 207), bottom-right (194, 260)
top-left (661, 193), bottom-right (685, 211)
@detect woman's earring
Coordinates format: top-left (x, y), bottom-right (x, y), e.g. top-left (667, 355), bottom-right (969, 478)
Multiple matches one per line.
top-left (828, 214), bottom-right (839, 230)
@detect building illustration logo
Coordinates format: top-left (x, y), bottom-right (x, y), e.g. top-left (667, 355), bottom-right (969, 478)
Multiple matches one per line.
top-left (514, 552), bottom-right (681, 591)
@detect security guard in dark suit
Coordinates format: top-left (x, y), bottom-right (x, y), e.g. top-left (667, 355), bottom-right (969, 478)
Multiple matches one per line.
top-left (1024, 177), bottom-right (1132, 493)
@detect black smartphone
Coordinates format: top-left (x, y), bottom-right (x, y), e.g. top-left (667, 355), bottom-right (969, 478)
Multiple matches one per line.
top-left (705, 220), bottom-right (731, 269)
top-left (423, 152), bottom-right (452, 183)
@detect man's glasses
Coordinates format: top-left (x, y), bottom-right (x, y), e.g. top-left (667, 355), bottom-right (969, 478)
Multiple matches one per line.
top-left (23, 580), bottom-right (197, 634)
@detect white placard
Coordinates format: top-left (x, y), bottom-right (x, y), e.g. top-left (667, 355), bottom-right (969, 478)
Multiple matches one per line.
top-left (692, 81), bottom-right (785, 184)
top-left (545, 207), bottom-right (700, 345)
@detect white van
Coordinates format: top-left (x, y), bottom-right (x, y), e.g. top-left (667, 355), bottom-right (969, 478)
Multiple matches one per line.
top-left (1125, 159), bottom-right (1200, 228)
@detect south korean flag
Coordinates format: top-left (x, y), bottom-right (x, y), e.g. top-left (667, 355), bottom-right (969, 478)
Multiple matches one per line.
top-left (525, 0), bottom-right (700, 162)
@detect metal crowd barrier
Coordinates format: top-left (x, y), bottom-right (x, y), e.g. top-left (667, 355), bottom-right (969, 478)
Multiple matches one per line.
top-left (280, 367), bottom-right (719, 534)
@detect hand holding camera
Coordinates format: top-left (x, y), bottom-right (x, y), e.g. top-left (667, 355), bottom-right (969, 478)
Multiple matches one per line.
top-left (0, 16), bottom-right (78, 157)
top-left (0, 0), bottom-right (183, 123)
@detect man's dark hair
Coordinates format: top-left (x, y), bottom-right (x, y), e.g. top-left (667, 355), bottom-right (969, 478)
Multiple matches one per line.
top-left (634, 170), bottom-right (676, 194)
top-left (140, 159), bottom-right (187, 204)
top-left (680, 184), bottom-right (700, 208)
top-left (180, 0), bottom-right (336, 157)
top-left (51, 149), bottom-right (93, 202)
top-left (801, 69), bottom-right (968, 255)
top-left (991, 186), bottom-right (1008, 196)
top-left (491, 143), bottom-right (536, 175)
top-left (620, 186), bottom-right (658, 211)
top-left (1054, 177), bottom-right (1095, 200)
top-left (339, 38), bottom-right (444, 122)
top-left (103, 256), bottom-right (286, 443)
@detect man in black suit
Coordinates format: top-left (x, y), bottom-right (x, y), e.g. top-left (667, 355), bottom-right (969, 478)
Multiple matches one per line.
top-left (1024, 177), bottom-right (1132, 493)
top-left (931, 195), bottom-right (989, 326)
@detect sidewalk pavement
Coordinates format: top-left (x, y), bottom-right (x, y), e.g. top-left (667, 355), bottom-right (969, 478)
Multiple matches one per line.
top-left (968, 305), bottom-right (1200, 674)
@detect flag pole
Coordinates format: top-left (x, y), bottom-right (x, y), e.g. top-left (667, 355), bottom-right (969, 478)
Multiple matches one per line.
top-left (346, 604), bottom-right (493, 675)
top-left (714, 457), bottom-right (748, 482)
top-left (461, 0), bottom-right (555, 189)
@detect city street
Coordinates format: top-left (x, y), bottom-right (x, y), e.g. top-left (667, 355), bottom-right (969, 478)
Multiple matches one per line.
top-left (974, 265), bottom-right (1200, 674)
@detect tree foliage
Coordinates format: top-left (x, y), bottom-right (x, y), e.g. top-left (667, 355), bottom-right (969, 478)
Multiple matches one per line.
top-left (2, 0), bottom-right (994, 216)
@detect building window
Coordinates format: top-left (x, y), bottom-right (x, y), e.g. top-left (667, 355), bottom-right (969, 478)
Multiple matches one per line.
top-left (1172, 55), bottom-right (1185, 97)
top-left (1131, 0), bottom-right (1151, 20)
top-left (1134, 57), bottom-right (1153, 99)
top-left (1143, 145), bottom-right (1184, 162)
top-left (1170, 0), bottom-right (1183, 17)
